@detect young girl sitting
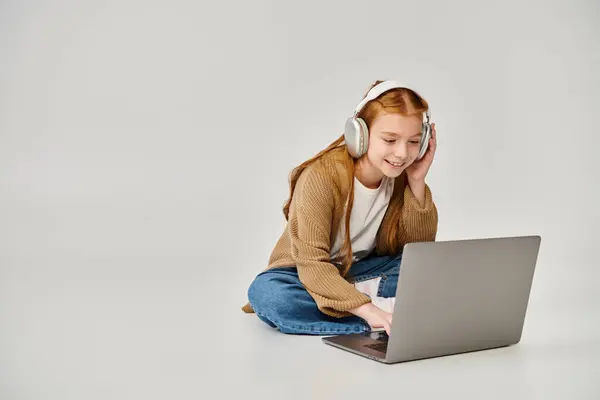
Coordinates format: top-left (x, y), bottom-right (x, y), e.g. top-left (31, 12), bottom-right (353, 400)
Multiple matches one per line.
top-left (242, 80), bottom-right (438, 336)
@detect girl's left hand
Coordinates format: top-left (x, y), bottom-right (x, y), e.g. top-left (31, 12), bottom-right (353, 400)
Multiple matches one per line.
top-left (406, 122), bottom-right (437, 182)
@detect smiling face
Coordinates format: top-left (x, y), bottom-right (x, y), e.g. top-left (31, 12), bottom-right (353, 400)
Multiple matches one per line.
top-left (355, 112), bottom-right (423, 186)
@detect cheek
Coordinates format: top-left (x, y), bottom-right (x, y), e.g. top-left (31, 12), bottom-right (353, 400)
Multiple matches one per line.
top-left (368, 143), bottom-right (388, 157)
top-left (407, 146), bottom-right (419, 159)
top-left (380, 144), bottom-right (394, 155)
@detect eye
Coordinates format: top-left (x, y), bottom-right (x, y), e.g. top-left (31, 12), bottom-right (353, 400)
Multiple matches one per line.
top-left (383, 139), bottom-right (395, 143)
top-left (409, 140), bottom-right (420, 144)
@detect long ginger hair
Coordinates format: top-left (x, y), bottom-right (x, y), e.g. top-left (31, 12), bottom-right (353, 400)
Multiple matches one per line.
top-left (282, 80), bottom-right (429, 276)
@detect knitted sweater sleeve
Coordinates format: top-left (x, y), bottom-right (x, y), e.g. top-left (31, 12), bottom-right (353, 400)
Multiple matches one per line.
top-left (287, 165), bottom-right (372, 318)
top-left (399, 180), bottom-right (439, 244)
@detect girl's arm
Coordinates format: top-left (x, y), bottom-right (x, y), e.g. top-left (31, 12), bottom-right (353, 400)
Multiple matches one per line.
top-left (288, 165), bottom-right (372, 318)
top-left (399, 178), bottom-right (438, 244)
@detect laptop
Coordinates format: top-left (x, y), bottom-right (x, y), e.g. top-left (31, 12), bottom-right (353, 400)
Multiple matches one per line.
top-left (322, 235), bottom-right (542, 364)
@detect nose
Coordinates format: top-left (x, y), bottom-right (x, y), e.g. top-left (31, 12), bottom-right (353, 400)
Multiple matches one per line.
top-left (393, 142), bottom-right (409, 160)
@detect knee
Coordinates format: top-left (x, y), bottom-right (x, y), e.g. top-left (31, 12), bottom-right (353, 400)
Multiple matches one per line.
top-left (247, 272), bottom-right (296, 319)
top-left (247, 274), bottom-right (270, 311)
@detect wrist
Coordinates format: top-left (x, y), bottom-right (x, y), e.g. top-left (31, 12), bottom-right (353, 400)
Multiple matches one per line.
top-left (349, 302), bottom-right (375, 318)
top-left (407, 176), bottom-right (425, 186)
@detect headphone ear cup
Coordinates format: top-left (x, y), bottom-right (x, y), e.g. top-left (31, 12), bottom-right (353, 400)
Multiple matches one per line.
top-left (356, 117), bottom-right (369, 157)
top-left (416, 123), bottom-right (431, 160)
top-left (344, 117), bottom-right (369, 158)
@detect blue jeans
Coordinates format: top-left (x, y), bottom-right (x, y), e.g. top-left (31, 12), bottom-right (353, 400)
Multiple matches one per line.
top-left (247, 252), bottom-right (402, 335)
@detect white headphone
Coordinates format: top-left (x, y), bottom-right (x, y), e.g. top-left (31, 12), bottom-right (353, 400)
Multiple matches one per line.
top-left (344, 80), bottom-right (432, 159)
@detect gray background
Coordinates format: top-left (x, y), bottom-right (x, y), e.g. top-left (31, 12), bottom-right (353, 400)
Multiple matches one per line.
top-left (1, 0), bottom-right (598, 399)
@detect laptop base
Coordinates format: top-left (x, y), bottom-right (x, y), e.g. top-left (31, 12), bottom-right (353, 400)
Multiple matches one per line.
top-left (322, 331), bottom-right (390, 363)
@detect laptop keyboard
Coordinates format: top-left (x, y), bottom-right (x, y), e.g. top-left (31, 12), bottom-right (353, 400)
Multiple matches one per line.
top-left (364, 342), bottom-right (388, 353)
top-left (362, 330), bottom-right (389, 353)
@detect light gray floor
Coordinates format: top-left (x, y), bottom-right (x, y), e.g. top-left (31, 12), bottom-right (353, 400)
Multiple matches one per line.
top-left (1, 258), bottom-right (598, 399)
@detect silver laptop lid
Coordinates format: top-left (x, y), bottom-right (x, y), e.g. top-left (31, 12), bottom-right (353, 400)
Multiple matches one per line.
top-left (386, 235), bottom-right (541, 363)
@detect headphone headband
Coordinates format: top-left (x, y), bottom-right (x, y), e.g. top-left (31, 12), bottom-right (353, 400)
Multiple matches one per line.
top-left (353, 80), bottom-right (430, 121)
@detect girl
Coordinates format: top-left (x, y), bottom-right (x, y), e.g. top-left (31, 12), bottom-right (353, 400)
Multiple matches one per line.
top-left (241, 80), bottom-right (438, 336)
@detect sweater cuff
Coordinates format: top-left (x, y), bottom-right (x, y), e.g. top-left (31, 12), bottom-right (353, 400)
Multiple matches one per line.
top-left (404, 182), bottom-right (435, 212)
top-left (314, 291), bottom-right (373, 318)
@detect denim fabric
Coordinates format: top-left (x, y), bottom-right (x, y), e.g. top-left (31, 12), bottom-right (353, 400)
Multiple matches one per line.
top-left (247, 252), bottom-right (403, 335)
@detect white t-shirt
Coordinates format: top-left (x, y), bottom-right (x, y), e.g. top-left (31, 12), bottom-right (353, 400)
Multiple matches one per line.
top-left (329, 174), bottom-right (397, 313)
top-left (329, 175), bottom-right (394, 265)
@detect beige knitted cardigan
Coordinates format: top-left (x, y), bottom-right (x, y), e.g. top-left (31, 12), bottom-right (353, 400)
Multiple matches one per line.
top-left (242, 146), bottom-right (438, 318)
